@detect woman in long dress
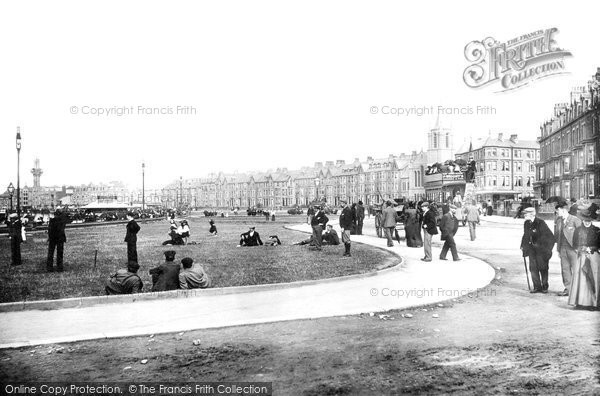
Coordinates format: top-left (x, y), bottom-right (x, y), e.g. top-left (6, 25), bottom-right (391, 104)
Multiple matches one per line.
top-left (568, 209), bottom-right (600, 309)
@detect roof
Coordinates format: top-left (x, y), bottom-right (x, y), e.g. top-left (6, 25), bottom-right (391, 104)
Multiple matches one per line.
top-left (456, 136), bottom-right (539, 154)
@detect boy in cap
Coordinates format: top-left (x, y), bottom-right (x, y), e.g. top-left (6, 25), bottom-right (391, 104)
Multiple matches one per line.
top-left (521, 207), bottom-right (555, 293)
top-left (149, 250), bottom-right (180, 292)
top-left (179, 257), bottom-right (211, 289)
top-left (105, 261), bottom-right (143, 295)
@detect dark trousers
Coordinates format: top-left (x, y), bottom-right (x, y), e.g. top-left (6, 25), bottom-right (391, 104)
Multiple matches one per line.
top-left (440, 235), bottom-right (459, 260)
top-left (11, 237), bottom-right (21, 266)
top-left (357, 219), bottom-right (364, 235)
top-left (127, 242), bottom-right (138, 263)
top-left (528, 252), bottom-right (549, 291)
top-left (47, 240), bottom-right (64, 269)
top-left (311, 225), bottom-right (323, 249)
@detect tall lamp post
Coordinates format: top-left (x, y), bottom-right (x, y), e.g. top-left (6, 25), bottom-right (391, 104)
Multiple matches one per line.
top-left (179, 176), bottom-right (183, 208)
top-left (315, 177), bottom-right (320, 203)
top-left (142, 162), bottom-right (145, 211)
top-left (7, 183), bottom-right (14, 213)
top-left (16, 128), bottom-right (22, 219)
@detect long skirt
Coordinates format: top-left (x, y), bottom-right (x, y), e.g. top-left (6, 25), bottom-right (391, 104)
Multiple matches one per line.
top-left (568, 251), bottom-right (600, 308)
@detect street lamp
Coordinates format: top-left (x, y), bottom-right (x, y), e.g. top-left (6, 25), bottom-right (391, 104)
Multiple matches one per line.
top-left (16, 128), bottom-right (22, 219)
top-left (7, 183), bottom-right (14, 212)
top-left (142, 162), bottom-right (145, 211)
top-left (179, 176), bottom-right (183, 207)
top-left (315, 177), bottom-right (320, 203)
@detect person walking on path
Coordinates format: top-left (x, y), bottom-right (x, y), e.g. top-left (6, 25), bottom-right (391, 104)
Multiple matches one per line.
top-left (356, 200), bottom-right (365, 235)
top-left (554, 201), bottom-right (582, 296)
top-left (464, 200), bottom-right (480, 241)
top-left (439, 204), bottom-right (460, 261)
top-left (374, 207), bottom-right (383, 238)
top-left (421, 202), bottom-right (438, 262)
top-left (310, 205), bottom-right (329, 251)
top-left (339, 200), bottom-right (353, 257)
top-left (381, 200), bottom-right (397, 247)
top-left (46, 209), bottom-right (67, 272)
top-left (520, 207), bottom-right (555, 293)
top-left (124, 212), bottom-right (140, 263)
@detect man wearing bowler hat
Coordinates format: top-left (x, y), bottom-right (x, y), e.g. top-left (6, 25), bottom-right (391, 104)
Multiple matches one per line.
top-left (47, 209), bottom-right (67, 272)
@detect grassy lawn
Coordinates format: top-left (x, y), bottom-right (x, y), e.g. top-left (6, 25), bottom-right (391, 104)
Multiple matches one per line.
top-left (0, 215), bottom-right (394, 303)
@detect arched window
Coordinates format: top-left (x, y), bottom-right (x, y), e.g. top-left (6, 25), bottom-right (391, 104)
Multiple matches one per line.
top-left (433, 134), bottom-right (438, 148)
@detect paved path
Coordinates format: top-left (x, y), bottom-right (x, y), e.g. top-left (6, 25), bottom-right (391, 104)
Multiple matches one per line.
top-left (0, 223), bottom-right (495, 349)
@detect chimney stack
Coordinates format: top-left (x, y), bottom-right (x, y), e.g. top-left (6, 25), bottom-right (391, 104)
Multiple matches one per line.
top-left (510, 134), bottom-right (518, 143)
top-left (336, 159), bottom-right (345, 166)
top-left (314, 162), bottom-right (323, 168)
top-left (498, 133), bottom-right (503, 141)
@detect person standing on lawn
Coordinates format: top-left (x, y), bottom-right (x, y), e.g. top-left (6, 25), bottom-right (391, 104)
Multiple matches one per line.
top-left (46, 209), bottom-right (67, 272)
top-left (339, 200), bottom-right (353, 256)
top-left (105, 261), bottom-right (143, 295)
top-left (356, 200), bottom-right (365, 235)
top-left (149, 250), bottom-right (180, 292)
top-left (310, 205), bottom-right (329, 251)
top-left (7, 213), bottom-right (22, 266)
top-left (520, 207), bottom-right (555, 293)
top-left (124, 212), bottom-right (140, 263)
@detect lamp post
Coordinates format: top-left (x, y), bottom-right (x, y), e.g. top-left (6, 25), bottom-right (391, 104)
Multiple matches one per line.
top-left (315, 177), bottom-right (320, 203)
top-left (142, 162), bottom-right (145, 211)
top-left (7, 183), bottom-right (14, 213)
top-left (16, 128), bottom-right (22, 219)
top-left (179, 176), bottom-right (183, 208)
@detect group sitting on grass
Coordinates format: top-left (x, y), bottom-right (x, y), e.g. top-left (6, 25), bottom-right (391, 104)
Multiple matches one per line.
top-left (105, 250), bottom-right (211, 295)
top-left (162, 220), bottom-right (191, 245)
top-left (295, 224), bottom-right (340, 246)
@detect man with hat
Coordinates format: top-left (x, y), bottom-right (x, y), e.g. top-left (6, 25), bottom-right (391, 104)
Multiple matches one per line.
top-left (439, 204), bottom-right (460, 261)
top-left (46, 209), bottom-right (67, 272)
top-left (310, 205), bottom-right (329, 251)
top-left (339, 200), bottom-right (353, 256)
top-left (521, 207), bottom-right (555, 293)
top-left (555, 201), bottom-right (582, 296)
top-left (149, 250), bottom-right (180, 292)
top-left (381, 200), bottom-right (398, 247)
top-left (105, 261), bottom-right (143, 295)
top-left (7, 213), bottom-right (22, 266)
top-left (124, 212), bottom-right (140, 263)
top-left (239, 226), bottom-right (263, 246)
top-left (421, 201), bottom-right (438, 262)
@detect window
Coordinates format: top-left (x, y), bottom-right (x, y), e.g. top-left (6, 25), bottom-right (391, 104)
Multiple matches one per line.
top-left (516, 162), bottom-right (522, 172)
top-left (492, 161), bottom-right (497, 171)
top-left (433, 134), bottom-right (438, 148)
top-left (563, 156), bottom-right (570, 173)
top-left (588, 174), bottom-right (595, 196)
top-left (588, 145), bottom-right (595, 165)
top-left (514, 150), bottom-right (522, 158)
top-left (529, 162), bottom-right (536, 172)
top-left (492, 176), bottom-right (497, 186)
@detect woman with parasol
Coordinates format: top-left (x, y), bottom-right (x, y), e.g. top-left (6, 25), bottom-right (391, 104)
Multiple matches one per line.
top-left (568, 207), bottom-right (600, 309)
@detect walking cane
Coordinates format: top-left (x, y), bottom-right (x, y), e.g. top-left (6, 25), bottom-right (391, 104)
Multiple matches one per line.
top-left (523, 256), bottom-right (531, 291)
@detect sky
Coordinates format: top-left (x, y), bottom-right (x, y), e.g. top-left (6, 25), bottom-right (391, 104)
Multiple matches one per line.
top-left (0, 0), bottom-right (598, 189)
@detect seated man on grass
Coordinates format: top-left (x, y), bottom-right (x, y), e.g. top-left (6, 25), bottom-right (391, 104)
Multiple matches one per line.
top-left (322, 224), bottom-right (340, 245)
top-left (179, 257), bottom-right (211, 289)
top-left (238, 226), bottom-right (263, 247)
top-left (149, 250), bottom-right (180, 292)
top-left (105, 261), bottom-right (143, 295)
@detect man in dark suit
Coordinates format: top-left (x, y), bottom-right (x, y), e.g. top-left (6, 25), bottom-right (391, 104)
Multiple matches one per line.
top-left (239, 226), bottom-right (263, 246)
top-left (124, 212), bottom-right (140, 263)
top-left (310, 206), bottom-right (329, 251)
top-left (7, 214), bottom-right (22, 266)
top-left (356, 200), bottom-right (365, 235)
top-left (421, 202), bottom-right (438, 262)
top-left (149, 250), bottom-right (180, 292)
top-left (47, 209), bottom-right (67, 272)
top-left (554, 201), bottom-right (582, 296)
top-left (339, 200), bottom-right (353, 256)
top-left (439, 204), bottom-right (460, 261)
top-left (521, 207), bottom-right (555, 293)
